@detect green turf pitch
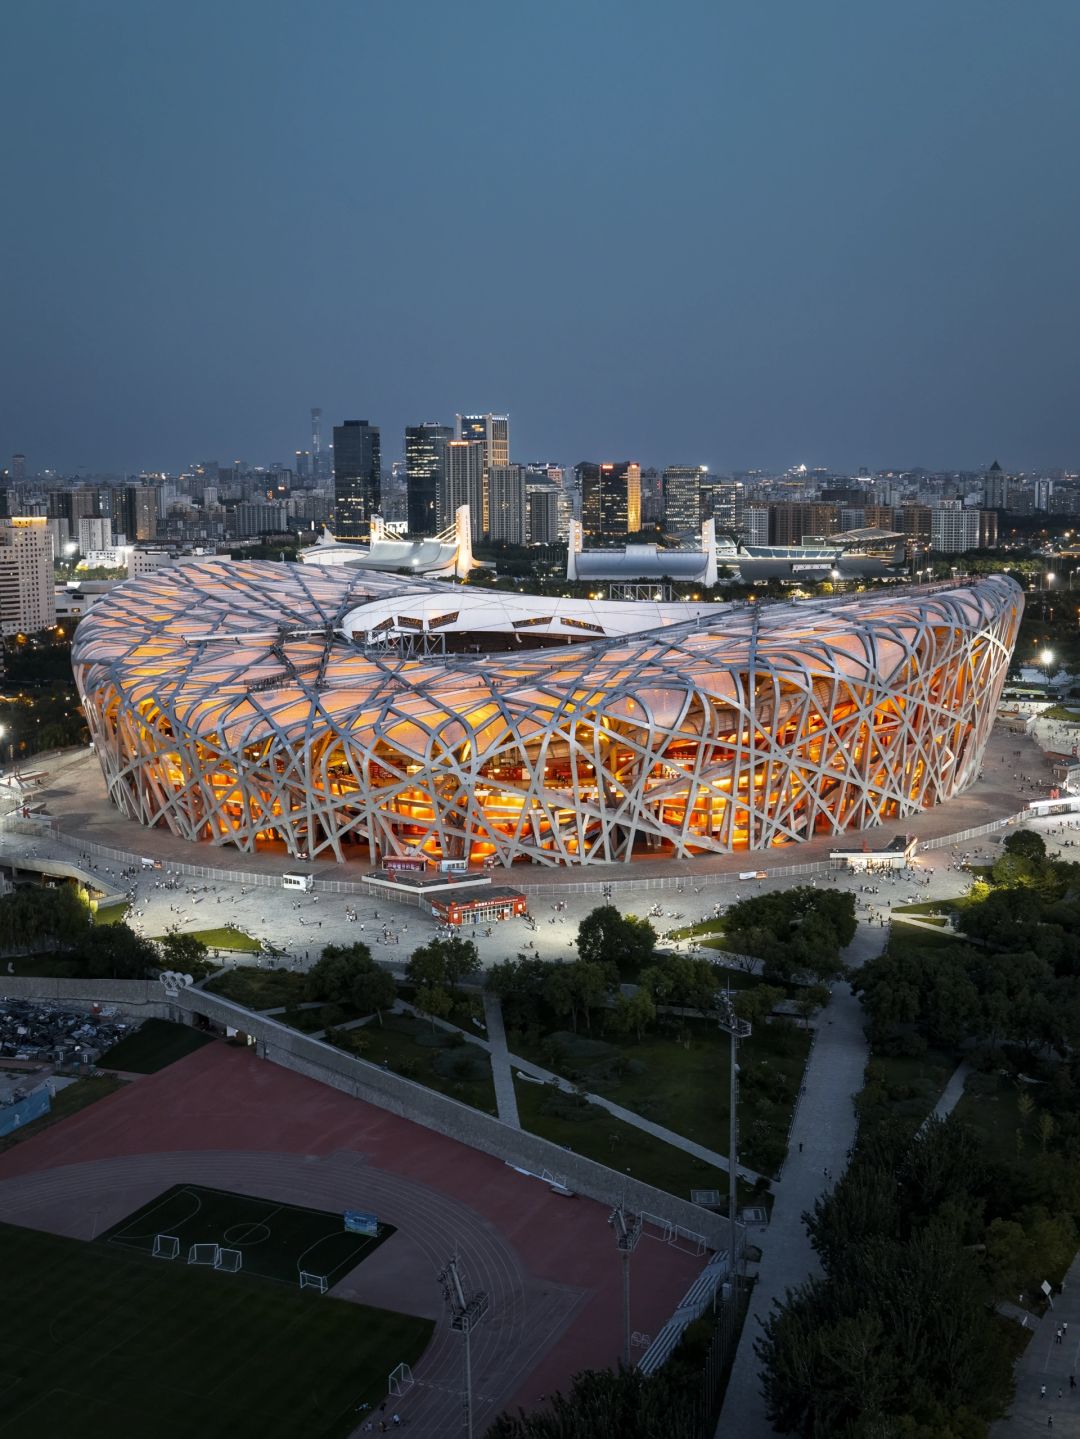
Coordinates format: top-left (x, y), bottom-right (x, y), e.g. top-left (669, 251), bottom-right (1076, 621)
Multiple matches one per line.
top-left (100, 1184), bottom-right (393, 1287)
top-left (0, 1221), bottom-right (432, 1438)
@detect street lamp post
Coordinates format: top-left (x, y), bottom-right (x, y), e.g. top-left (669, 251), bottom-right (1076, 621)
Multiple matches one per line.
top-left (438, 1254), bottom-right (490, 1439)
top-left (608, 1202), bottom-right (642, 1365)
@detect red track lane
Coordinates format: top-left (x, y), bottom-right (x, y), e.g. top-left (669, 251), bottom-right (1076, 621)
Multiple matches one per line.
top-left (0, 1042), bottom-right (703, 1433)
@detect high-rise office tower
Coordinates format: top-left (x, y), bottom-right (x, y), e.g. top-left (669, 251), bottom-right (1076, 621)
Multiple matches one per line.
top-left (405, 423), bottom-right (453, 535)
top-left (486, 465), bottom-right (527, 545)
top-left (11, 455), bottom-right (26, 487)
top-left (663, 466), bottom-right (706, 534)
top-left (455, 413), bottom-right (510, 469)
top-left (111, 485), bottom-right (159, 543)
top-left (0, 517), bottom-right (56, 635)
top-left (579, 462), bottom-right (641, 537)
top-left (441, 441), bottom-right (486, 536)
top-left (332, 420), bottom-right (381, 539)
top-left (311, 408), bottom-right (322, 462)
top-left (982, 460), bottom-right (1009, 510)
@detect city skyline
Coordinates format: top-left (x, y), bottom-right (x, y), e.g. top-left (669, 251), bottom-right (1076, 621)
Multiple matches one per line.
top-left (4, 1), bottom-right (1080, 474)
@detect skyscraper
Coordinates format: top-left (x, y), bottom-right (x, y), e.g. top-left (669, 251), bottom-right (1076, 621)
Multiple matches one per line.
top-left (332, 420), bottom-right (381, 539)
top-left (663, 466), bottom-right (706, 534)
top-left (0, 517), bottom-right (55, 635)
top-left (487, 465), bottom-right (527, 545)
top-left (579, 462), bottom-right (641, 537)
top-left (455, 413), bottom-right (510, 469)
top-left (111, 485), bottom-right (159, 543)
top-left (441, 441), bottom-right (486, 536)
top-left (405, 423), bottom-right (453, 535)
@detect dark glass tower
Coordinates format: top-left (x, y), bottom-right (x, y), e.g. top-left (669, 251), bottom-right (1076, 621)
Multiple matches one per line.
top-left (332, 420), bottom-right (381, 539)
top-left (405, 423), bottom-right (452, 535)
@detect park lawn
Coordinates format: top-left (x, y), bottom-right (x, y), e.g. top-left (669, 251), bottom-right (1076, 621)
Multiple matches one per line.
top-left (206, 967), bottom-right (309, 1010)
top-left (953, 1070), bottom-right (1029, 1166)
top-left (669, 917), bottom-right (727, 940)
top-left (173, 924), bottom-right (260, 952)
top-left (92, 900), bottom-right (131, 925)
top-left (857, 1046), bottom-right (959, 1137)
top-left (0, 1220), bottom-right (433, 1439)
top-left (886, 923), bottom-right (960, 961)
top-left (0, 1075), bottom-right (123, 1156)
top-left (511, 1016), bottom-right (810, 1177)
top-left (513, 1077), bottom-right (733, 1204)
top-left (892, 913), bottom-right (949, 928)
top-left (99, 1018), bottom-right (214, 1073)
top-left (283, 1002), bottom-right (369, 1034)
top-left (331, 1012), bottom-right (498, 1116)
top-left (891, 897), bottom-right (969, 916)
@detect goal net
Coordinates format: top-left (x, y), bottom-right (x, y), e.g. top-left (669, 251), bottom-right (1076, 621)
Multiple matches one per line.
top-left (299, 1271), bottom-right (328, 1294)
top-left (188, 1243), bottom-right (220, 1267)
top-left (152, 1234), bottom-right (180, 1260)
top-left (388, 1363), bottom-right (415, 1397)
top-left (215, 1248), bottom-right (242, 1273)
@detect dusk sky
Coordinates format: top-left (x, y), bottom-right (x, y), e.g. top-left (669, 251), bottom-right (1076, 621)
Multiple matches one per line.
top-left (3, 0), bottom-right (1079, 475)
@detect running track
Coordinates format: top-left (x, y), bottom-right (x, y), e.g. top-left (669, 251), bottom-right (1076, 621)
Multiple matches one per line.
top-left (0, 1043), bottom-right (703, 1436)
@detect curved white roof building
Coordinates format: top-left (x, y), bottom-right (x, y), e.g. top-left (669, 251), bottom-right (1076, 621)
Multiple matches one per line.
top-left (72, 566), bottom-right (1022, 868)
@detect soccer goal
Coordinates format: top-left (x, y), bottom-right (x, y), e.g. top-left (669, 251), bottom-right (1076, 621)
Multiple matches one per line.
top-left (215, 1248), bottom-right (242, 1273)
top-left (152, 1234), bottom-right (180, 1260)
top-left (188, 1243), bottom-right (221, 1267)
top-left (299, 1271), bottom-right (328, 1294)
top-left (388, 1363), bottom-right (415, 1398)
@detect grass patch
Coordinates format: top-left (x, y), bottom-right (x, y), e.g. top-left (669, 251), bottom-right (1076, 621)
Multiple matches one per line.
top-left (164, 925), bottom-right (260, 952)
top-left (4, 952), bottom-right (84, 978)
top-left (510, 1015), bottom-right (811, 1177)
top-left (857, 1046), bottom-right (959, 1138)
top-left (331, 1012), bottom-right (497, 1115)
top-left (514, 1077), bottom-right (733, 1203)
top-left (99, 1018), bottom-right (213, 1073)
top-left (0, 1075), bottom-right (123, 1155)
top-left (892, 913), bottom-right (949, 928)
top-left (101, 1183), bottom-right (393, 1287)
top-left (92, 901), bottom-right (130, 925)
top-left (953, 1069), bottom-right (1029, 1166)
top-left (0, 1220), bottom-right (432, 1438)
top-left (669, 918), bottom-right (727, 940)
top-left (206, 968), bottom-right (309, 1011)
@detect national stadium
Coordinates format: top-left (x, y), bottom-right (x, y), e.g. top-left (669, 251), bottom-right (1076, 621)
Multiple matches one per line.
top-left (71, 565), bottom-right (1022, 868)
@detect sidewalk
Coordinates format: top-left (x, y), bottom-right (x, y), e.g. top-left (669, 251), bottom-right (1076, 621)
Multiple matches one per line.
top-left (991, 1251), bottom-right (1080, 1436)
top-left (715, 922), bottom-right (883, 1439)
top-left (482, 992), bottom-right (521, 1128)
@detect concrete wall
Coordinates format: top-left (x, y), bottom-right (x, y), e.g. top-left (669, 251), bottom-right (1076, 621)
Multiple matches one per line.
top-left (0, 974), bottom-right (172, 1019)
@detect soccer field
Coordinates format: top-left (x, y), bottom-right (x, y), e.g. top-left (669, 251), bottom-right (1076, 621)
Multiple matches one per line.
top-left (101, 1183), bottom-right (392, 1287)
top-left (0, 1221), bottom-right (432, 1438)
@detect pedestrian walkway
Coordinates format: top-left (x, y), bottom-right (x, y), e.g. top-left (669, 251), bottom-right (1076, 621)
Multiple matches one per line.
top-left (715, 922), bottom-right (883, 1439)
top-left (991, 1251), bottom-right (1080, 1436)
top-left (930, 1060), bottom-right (970, 1123)
top-left (482, 992), bottom-right (520, 1128)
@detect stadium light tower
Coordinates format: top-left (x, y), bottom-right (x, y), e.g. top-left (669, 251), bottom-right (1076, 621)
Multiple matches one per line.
top-left (608, 1201), bottom-right (642, 1364)
top-left (715, 993), bottom-right (751, 1284)
top-left (438, 1253), bottom-right (489, 1439)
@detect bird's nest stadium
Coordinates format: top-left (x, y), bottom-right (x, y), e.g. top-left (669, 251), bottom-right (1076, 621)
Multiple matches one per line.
top-left (71, 564), bottom-right (1022, 868)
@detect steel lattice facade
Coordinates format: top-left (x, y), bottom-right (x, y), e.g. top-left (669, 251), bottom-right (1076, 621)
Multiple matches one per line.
top-left (72, 564), bottom-right (1022, 867)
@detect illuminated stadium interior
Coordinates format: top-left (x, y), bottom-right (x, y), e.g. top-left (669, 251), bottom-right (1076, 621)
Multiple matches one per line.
top-left (71, 565), bottom-right (1022, 868)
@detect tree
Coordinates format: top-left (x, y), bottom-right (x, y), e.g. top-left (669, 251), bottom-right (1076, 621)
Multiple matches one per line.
top-left (414, 983), bottom-right (453, 1032)
top-left (306, 942), bottom-right (375, 1005)
top-left (350, 963), bottom-right (396, 1025)
top-left (157, 931), bottom-right (212, 979)
top-left (76, 923), bottom-right (159, 979)
top-left (606, 989), bottom-right (656, 1042)
top-left (405, 936), bottom-right (480, 993)
top-left (1003, 829), bottom-right (1047, 864)
top-left (486, 1362), bottom-right (700, 1439)
top-left (577, 905), bottom-right (656, 979)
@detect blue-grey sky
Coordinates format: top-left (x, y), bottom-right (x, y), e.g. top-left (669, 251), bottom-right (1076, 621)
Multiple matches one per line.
top-left (2, 0), bottom-right (1079, 475)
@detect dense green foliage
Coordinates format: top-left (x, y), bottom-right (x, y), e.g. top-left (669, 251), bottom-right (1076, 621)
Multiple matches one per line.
top-left (486, 1355), bottom-right (707, 1438)
top-left (306, 941), bottom-right (395, 1018)
top-left (757, 1118), bottom-right (1018, 1437)
top-left (577, 904), bottom-right (658, 978)
top-left (722, 886), bottom-right (856, 983)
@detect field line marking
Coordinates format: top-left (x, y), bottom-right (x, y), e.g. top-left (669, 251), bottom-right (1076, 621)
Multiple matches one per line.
top-left (107, 1186), bottom-right (202, 1245)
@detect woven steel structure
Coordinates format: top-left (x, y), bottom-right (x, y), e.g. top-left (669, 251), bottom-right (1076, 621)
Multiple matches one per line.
top-left (72, 564), bottom-right (1022, 867)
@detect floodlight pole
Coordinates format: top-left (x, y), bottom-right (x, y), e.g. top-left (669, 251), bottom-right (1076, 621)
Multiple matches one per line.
top-left (608, 1201), bottom-right (642, 1365)
top-left (716, 1000), bottom-right (752, 1287)
top-left (438, 1253), bottom-right (490, 1439)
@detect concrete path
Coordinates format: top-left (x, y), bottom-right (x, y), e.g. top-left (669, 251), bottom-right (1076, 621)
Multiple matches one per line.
top-left (482, 992), bottom-right (521, 1128)
top-left (930, 1060), bottom-right (971, 1122)
top-left (715, 922), bottom-right (883, 1439)
top-left (991, 1251), bottom-right (1080, 1436)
